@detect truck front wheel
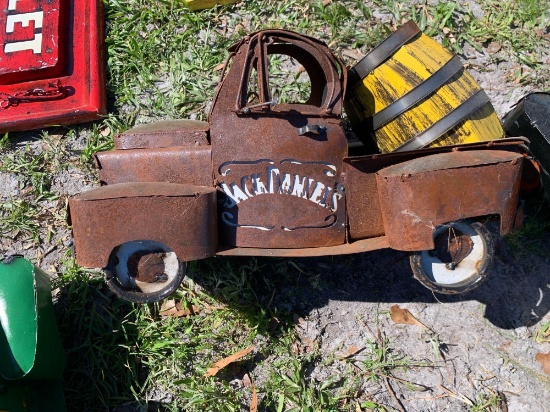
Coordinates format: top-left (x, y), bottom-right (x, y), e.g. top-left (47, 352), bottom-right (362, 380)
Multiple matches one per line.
top-left (410, 220), bottom-right (494, 294)
top-left (104, 240), bottom-right (185, 303)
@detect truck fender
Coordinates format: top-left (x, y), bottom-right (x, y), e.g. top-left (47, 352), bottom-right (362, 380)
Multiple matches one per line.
top-left (376, 149), bottom-right (522, 251)
top-left (69, 182), bottom-right (218, 268)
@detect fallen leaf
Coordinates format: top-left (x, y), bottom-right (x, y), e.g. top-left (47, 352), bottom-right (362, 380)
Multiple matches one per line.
top-left (337, 346), bottom-right (364, 359)
top-left (346, 346), bottom-right (361, 357)
top-left (300, 336), bottom-right (316, 353)
top-left (292, 340), bottom-right (300, 355)
top-left (250, 384), bottom-right (258, 412)
top-left (536, 352), bottom-right (550, 374)
top-left (159, 300), bottom-right (200, 317)
top-left (487, 42), bottom-right (502, 54)
top-left (293, 314), bottom-right (306, 328)
top-left (242, 372), bottom-right (253, 388)
top-left (495, 390), bottom-right (508, 412)
top-left (390, 304), bottom-right (429, 330)
top-left (323, 0), bottom-right (332, 6)
top-left (204, 345), bottom-right (255, 377)
top-left (342, 49), bottom-right (365, 60)
top-left (213, 62), bottom-right (226, 72)
top-left (101, 127), bottom-right (111, 137)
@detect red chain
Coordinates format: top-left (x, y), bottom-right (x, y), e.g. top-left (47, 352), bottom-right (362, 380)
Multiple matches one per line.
top-left (1, 80), bottom-right (67, 109)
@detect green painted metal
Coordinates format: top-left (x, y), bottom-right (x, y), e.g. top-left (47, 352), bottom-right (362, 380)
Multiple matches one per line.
top-left (0, 256), bottom-right (66, 411)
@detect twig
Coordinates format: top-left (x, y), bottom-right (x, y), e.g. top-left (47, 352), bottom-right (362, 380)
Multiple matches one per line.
top-left (403, 393), bottom-right (449, 402)
top-left (384, 376), bottom-right (406, 412)
top-left (437, 384), bottom-right (474, 406)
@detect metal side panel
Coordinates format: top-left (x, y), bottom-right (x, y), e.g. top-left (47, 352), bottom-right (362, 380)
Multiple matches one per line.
top-left (69, 182), bottom-right (217, 268)
top-left (95, 146), bottom-right (213, 187)
top-left (376, 150), bottom-right (522, 251)
top-left (114, 119), bottom-right (210, 149)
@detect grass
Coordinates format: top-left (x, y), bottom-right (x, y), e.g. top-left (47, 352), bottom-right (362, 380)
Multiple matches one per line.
top-left (1, 0), bottom-right (549, 411)
top-left (505, 197), bottom-right (550, 257)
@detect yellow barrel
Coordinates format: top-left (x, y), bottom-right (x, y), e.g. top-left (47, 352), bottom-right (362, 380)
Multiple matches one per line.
top-left (185, 0), bottom-right (239, 11)
top-left (344, 20), bottom-right (504, 153)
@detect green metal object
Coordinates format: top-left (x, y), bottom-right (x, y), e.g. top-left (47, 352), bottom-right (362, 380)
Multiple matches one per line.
top-left (0, 256), bottom-right (66, 412)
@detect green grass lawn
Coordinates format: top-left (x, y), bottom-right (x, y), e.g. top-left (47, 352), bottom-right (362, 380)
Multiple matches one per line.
top-left (1, 0), bottom-right (549, 411)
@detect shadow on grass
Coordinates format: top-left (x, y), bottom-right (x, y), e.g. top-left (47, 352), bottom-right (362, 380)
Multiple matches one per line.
top-left (54, 195), bottom-right (550, 411)
top-left (196, 195), bottom-right (550, 332)
top-left (55, 273), bottom-right (166, 412)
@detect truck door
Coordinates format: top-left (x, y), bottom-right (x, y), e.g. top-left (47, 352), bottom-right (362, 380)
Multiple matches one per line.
top-left (210, 30), bottom-right (348, 249)
top-left (0, 0), bottom-right (105, 132)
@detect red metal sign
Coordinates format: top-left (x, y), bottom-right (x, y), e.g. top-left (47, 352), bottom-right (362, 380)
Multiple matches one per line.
top-left (0, 0), bottom-right (65, 84)
top-left (0, 0), bottom-right (105, 132)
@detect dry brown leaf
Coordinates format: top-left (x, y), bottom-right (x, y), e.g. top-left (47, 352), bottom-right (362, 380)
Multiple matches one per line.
top-left (292, 341), bottom-right (300, 356)
top-left (159, 300), bottom-right (200, 317)
top-left (487, 42), bottom-right (502, 54)
top-left (213, 62), bottom-right (226, 72)
top-left (323, 0), bottom-right (332, 6)
top-left (536, 352), bottom-right (550, 374)
top-left (293, 314), bottom-right (305, 327)
top-left (242, 372), bottom-right (253, 388)
top-left (204, 345), bottom-right (255, 377)
top-left (390, 304), bottom-right (429, 330)
top-left (250, 384), bottom-right (258, 412)
top-left (337, 346), bottom-right (364, 359)
top-left (342, 49), bottom-right (364, 60)
top-left (300, 337), bottom-right (316, 353)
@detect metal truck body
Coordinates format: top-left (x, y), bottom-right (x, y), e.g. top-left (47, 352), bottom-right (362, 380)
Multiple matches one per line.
top-left (68, 30), bottom-right (526, 302)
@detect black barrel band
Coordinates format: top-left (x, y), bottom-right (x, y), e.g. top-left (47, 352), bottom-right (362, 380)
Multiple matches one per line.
top-left (369, 55), bottom-right (464, 131)
top-left (393, 90), bottom-right (492, 152)
top-left (348, 20), bottom-right (421, 88)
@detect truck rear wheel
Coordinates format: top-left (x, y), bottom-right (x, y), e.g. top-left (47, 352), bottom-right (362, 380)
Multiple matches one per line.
top-left (104, 240), bottom-right (185, 303)
top-left (410, 220), bottom-right (494, 294)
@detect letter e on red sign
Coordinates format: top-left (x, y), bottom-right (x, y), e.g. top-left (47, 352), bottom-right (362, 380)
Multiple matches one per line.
top-left (0, 0), bottom-right (65, 84)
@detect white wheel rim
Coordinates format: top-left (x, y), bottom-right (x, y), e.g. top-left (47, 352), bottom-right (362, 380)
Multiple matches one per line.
top-left (419, 222), bottom-right (485, 286)
top-left (112, 240), bottom-right (180, 294)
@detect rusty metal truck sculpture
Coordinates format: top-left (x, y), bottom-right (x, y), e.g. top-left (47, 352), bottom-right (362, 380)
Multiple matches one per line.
top-left (69, 30), bottom-right (526, 303)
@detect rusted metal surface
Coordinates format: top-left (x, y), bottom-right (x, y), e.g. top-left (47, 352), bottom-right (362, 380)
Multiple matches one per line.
top-left (376, 150), bottom-right (523, 251)
top-left (432, 227), bottom-right (473, 269)
top-left (69, 182), bottom-right (217, 268)
top-left (66, 29), bottom-right (528, 302)
top-left (0, 0), bottom-right (106, 132)
top-left (103, 240), bottom-right (187, 303)
top-left (344, 138), bottom-right (529, 241)
top-left (114, 120), bottom-right (210, 150)
top-left (344, 168), bottom-right (384, 240)
top-left (216, 235), bottom-right (390, 257)
top-left (128, 251), bottom-right (168, 283)
top-left (210, 30), bottom-right (348, 248)
top-left (96, 145), bottom-right (213, 186)
top-left (410, 220), bottom-right (494, 294)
